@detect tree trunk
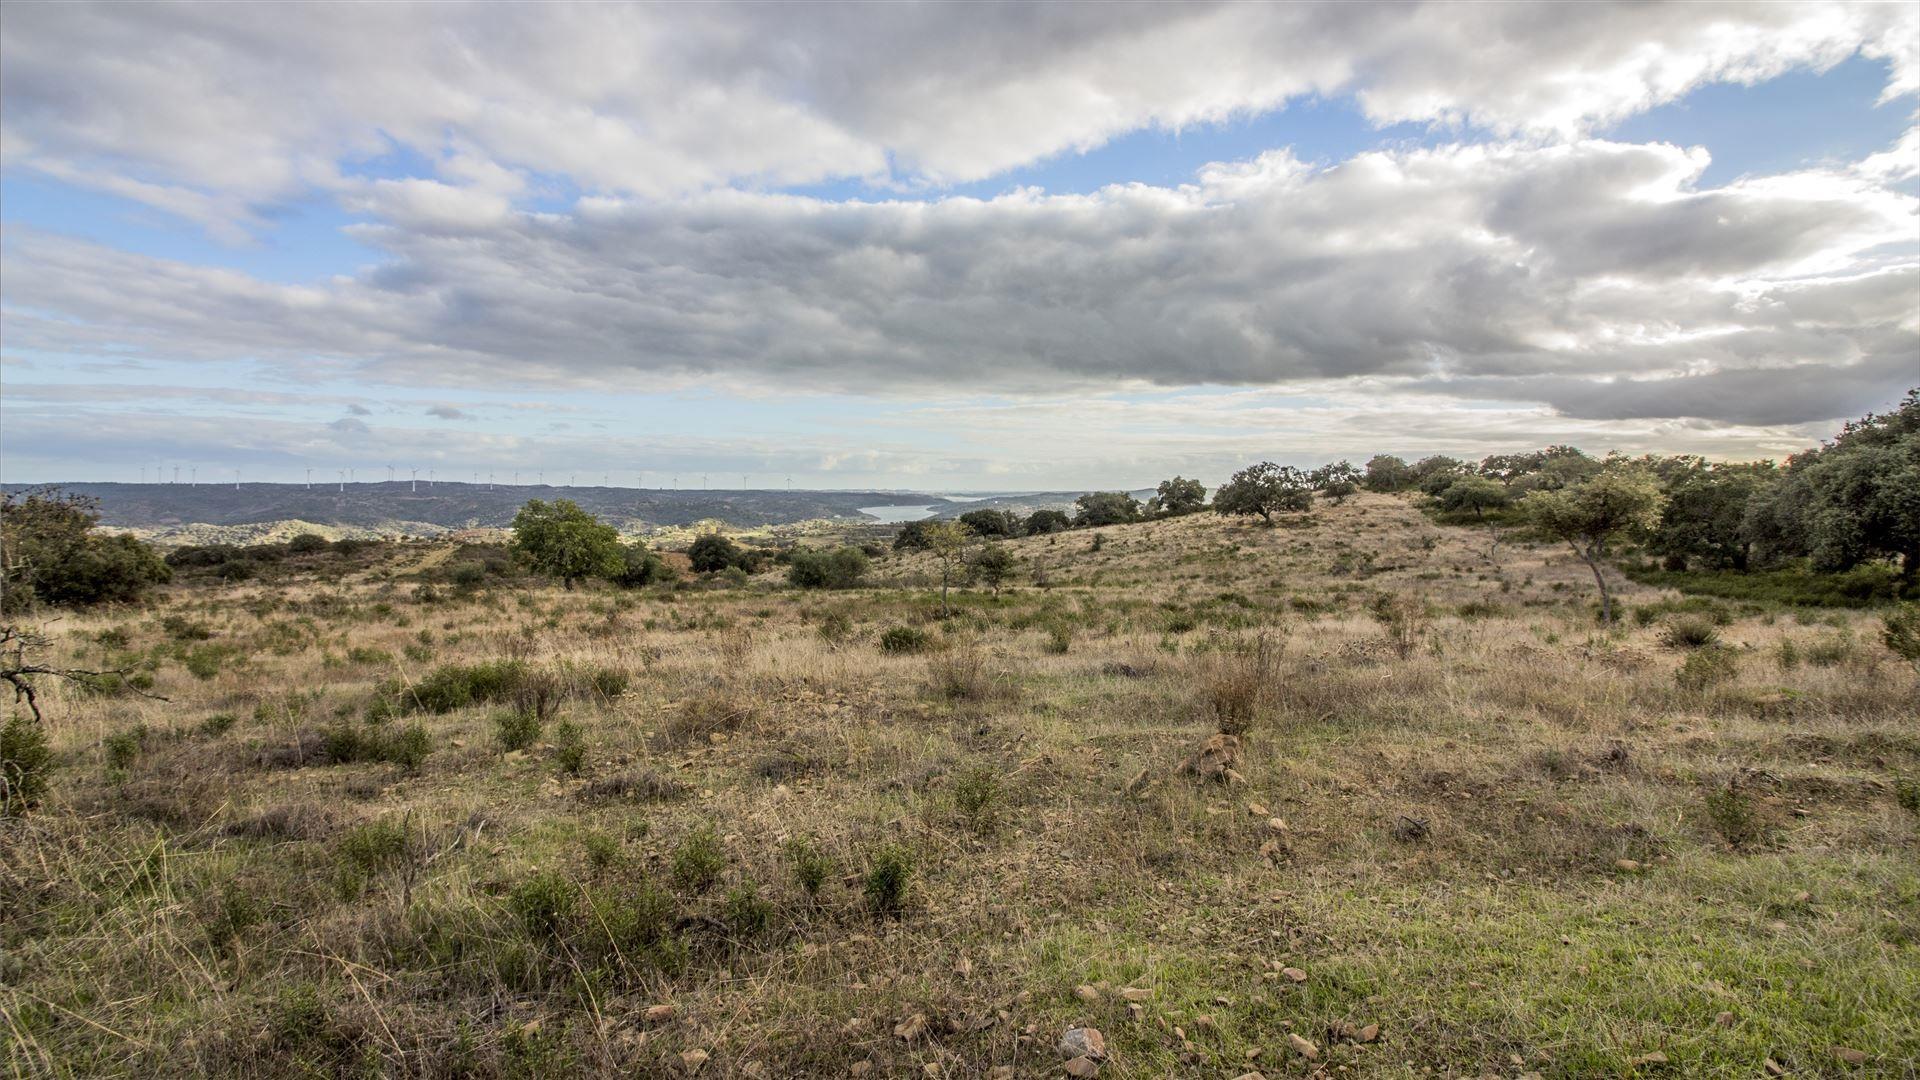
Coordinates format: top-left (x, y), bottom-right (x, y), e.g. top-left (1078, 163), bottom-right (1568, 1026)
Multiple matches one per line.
top-left (1579, 545), bottom-right (1613, 623)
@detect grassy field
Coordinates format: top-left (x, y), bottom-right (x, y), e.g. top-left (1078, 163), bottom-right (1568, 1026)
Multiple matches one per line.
top-left (4, 493), bottom-right (1916, 1078)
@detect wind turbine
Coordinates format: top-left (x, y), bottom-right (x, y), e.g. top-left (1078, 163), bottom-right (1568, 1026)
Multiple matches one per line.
top-left (337, 469), bottom-right (345, 492)
top-left (173, 465), bottom-right (180, 484)
top-left (305, 468), bottom-right (313, 489)
top-left (428, 468), bottom-right (434, 488)
top-left (387, 464), bottom-right (395, 483)
top-left (190, 466), bottom-right (197, 487)
top-left (513, 470), bottom-right (520, 485)
top-left (702, 473), bottom-right (708, 489)
top-left (234, 468), bottom-right (240, 490)
top-left (140, 466), bottom-right (146, 484)
top-left (410, 468), bottom-right (418, 493)
top-left (488, 471), bottom-right (495, 490)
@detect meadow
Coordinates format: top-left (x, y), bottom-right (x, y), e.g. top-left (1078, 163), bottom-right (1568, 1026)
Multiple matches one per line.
top-left (4, 493), bottom-right (1916, 1078)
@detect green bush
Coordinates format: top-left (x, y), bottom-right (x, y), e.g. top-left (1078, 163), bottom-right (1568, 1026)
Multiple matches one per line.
top-left (879, 625), bottom-right (933, 655)
top-left (1658, 615), bottom-right (1722, 650)
top-left (397, 659), bottom-right (530, 714)
top-left (671, 826), bottom-right (726, 893)
top-left (494, 708), bottom-right (542, 752)
top-left (952, 765), bottom-right (1000, 833)
top-left (508, 871), bottom-right (575, 939)
top-left (104, 728), bottom-right (143, 772)
top-left (1, 714), bottom-right (54, 815)
top-left (1044, 623), bottom-right (1072, 655)
top-left (385, 723), bottom-right (432, 774)
top-left (787, 546), bottom-right (869, 589)
top-left (551, 719), bottom-right (586, 775)
top-left (1703, 784), bottom-right (1765, 849)
top-left (786, 835), bottom-right (833, 898)
top-left (1676, 646), bottom-right (1739, 691)
top-left (1882, 603), bottom-right (1920, 669)
top-left (864, 844), bottom-right (915, 916)
top-left (721, 881), bottom-right (773, 937)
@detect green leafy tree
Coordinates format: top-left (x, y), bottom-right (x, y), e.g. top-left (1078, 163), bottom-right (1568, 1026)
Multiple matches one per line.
top-left (1213, 462), bottom-right (1313, 525)
top-left (787, 546), bottom-right (869, 589)
top-left (958, 508), bottom-right (1021, 538)
top-left (1149, 477), bottom-right (1207, 516)
top-left (1073, 492), bottom-right (1142, 527)
top-left (923, 520), bottom-right (971, 614)
top-left (1023, 509), bottom-right (1071, 535)
top-left (1, 489), bottom-right (170, 612)
top-left (1654, 460), bottom-right (1778, 571)
top-left (1410, 456), bottom-right (1472, 495)
top-left (1749, 390), bottom-right (1918, 586)
top-left (1363, 455), bottom-right (1414, 492)
top-left (509, 499), bottom-right (622, 587)
top-left (893, 520), bottom-right (937, 552)
top-left (610, 542), bottom-right (675, 587)
top-left (1309, 462), bottom-right (1361, 503)
top-left (1436, 475), bottom-right (1512, 519)
top-left (969, 543), bottom-right (1017, 593)
top-left (687, 533), bottom-right (747, 574)
top-left (1522, 466), bottom-right (1666, 623)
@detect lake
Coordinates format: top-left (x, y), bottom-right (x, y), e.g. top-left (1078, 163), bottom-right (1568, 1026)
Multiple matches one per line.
top-left (859, 504), bottom-right (937, 523)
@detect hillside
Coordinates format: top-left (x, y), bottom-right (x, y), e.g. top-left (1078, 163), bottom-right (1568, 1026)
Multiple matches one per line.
top-left (7, 494), bottom-right (1918, 1076)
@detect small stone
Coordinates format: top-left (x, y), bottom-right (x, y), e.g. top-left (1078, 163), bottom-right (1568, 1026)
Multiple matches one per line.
top-left (1126, 1003), bottom-right (1144, 1022)
top-left (1763, 1060), bottom-right (1785, 1077)
top-left (1194, 1014), bottom-right (1216, 1032)
top-left (1628, 1051), bottom-right (1668, 1066)
top-left (1075, 984), bottom-right (1101, 1002)
top-left (894, 1014), bottom-right (927, 1041)
top-left (1232, 1074), bottom-right (1268, 1080)
top-left (644, 1004), bottom-right (677, 1024)
top-left (849, 1064), bottom-right (872, 1077)
top-left (1248, 803), bottom-right (1270, 817)
top-left (990, 1069), bottom-right (1014, 1080)
top-left (1268, 817), bottom-right (1289, 833)
top-left (1287, 1033), bottom-right (1319, 1060)
top-left (678, 1048), bottom-right (709, 1074)
top-left (954, 956), bottom-right (973, 979)
top-left (1281, 967), bottom-right (1308, 983)
top-left (1355, 1023), bottom-right (1380, 1043)
top-left (1713, 1011), bottom-right (1734, 1027)
top-left (1064, 1057), bottom-right (1101, 1078)
top-left (1832, 1046), bottom-right (1868, 1066)
top-left (1059, 1027), bottom-right (1107, 1062)
top-left (1614, 859), bottom-right (1642, 872)
top-left (1119, 987), bottom-right (1153, 1002)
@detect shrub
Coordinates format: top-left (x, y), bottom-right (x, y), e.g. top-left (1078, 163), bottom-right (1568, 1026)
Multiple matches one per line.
top-left (1023, 509), bottom-right (1071, 535)
top-left (671, 826), bottom-right (726, 892)
top-left (864, 844), bottom-right (915, 916)
top-left (551, 719), bottom-right (586, 775)
top-left (1, 714), bottom-right (54, 815)
top-left (334, 820), bottom-right (408, 897)
top-left (385, 723), bottom-right (432, 774)
top-left (786, 835), bottom-right (833, 898)
top-left (202, 879), bottom-right (264, 949)
top-left (1370, 593), bottom-right (1429, 659)
top-left (1195, 634), bottom-right (1278, 735)
top-left (1044, 624), bottom-right (1072, 655)
top-left (662, 688), bottom-right (754, 746)
top-left (609, 543), bottom-right (674, 588)
top-left (288, 533), bottom-right (330, 555)
top-left (588, 667), bottom-right (629, 700)
top-left (1703, 784), bottom-right (1765, 849)
top-left (495, 708), bottom-right (542, 752)
top-left (787, 546), bottom-right (869, 589)
top-left (1882, 603), bottom-right (1920, 670)
top-left (880, 625), bottom-right (933, 655)
top-left (816, 611), bottom-right (854, 643)
top-left (969, 544), bottom-right (1017, 593)
top-left (509, 871), bottom-right (575, 939)
top-left (104, 728), bottom-right (143, 772)
top-left (1659, 615), bottom-right (1722, 650)
top-left (1893, 775), bottom-right (1920, 818)
top-left (1803, 635), bottom-right (1857, 668)
top-left (1, 489), bottom-right (171, 612)
top-left (721, 881), bottom-right (773, 937)
top-left (1676, 646), bottom-right (1739, 691)
top-left (399, 659), bottom-right (530, 713)
top-left (951, 765), bottom-right (1000, 833)
top-left (450, 563), bottom-right (487, 589)
top-left (926, 649), bottom-right (992, 701)
top-left (510, 499), bottom-right (622, 586)
top-left (161, 614), bottom-right (214, 640)
top-left (688, 533), bottom-right (747, 574)
top-left (582, 831), bottom-right (621, 873)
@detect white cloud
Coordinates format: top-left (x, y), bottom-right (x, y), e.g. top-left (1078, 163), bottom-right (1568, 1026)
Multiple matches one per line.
top-left (2, 2), bottom-right (1913, 232)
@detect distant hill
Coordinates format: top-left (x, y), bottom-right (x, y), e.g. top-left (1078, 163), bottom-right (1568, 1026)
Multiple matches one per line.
top-left (5, 482), bottom-right (960, 537)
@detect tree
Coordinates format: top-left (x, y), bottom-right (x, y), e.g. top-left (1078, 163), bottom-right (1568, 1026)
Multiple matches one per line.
top-left (1309, 461), bottom-right (1361, 503)
top-left (1073, 492), bottom-right (1142, 527)
top-left (509, 499), bottom-right (623, 587)
top-left (958, 508), bottom-right (1021, 538)
top-left (1654, 461), bottom-right (1778, 571)
top-left (1213, 462), bottom-right (1313, 525)
top-left (1363, 455), bottom-right (1414, 493)
top-left (1752, 390), bottom-right (1918, 586)
top-left (787, 546), bottom-right (869, 589)
top-left (1521, 466), bottom-right (1666, 623)
top-left (1149, 477), bottom-right (1207, 516)
top-left (969, 543), bottom-right (1017, 593)
top-left (1410, 456), bottom-right (1472, 495)
top-left (1436, 475), bottom-right (1512, 519)
top-left (610, 542), bottom-right (675, 587)
top-left (687, 533), bottom-right (747, 574)
top-left (922, 520), bottom-right (970, 614)
top-left (1, 488), bottom-right (170, 613)
top-left (1023, 509), bottom-right (1071, 535)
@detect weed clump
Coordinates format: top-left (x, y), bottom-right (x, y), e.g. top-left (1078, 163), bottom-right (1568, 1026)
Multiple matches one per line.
top-left (951, 764), bottom-right (1001, 833)
top-left (879, 625), bottom-right (933, 655)
top-left (926, 648), bottom-right (993, 701)
top-left (1676, 646), bottom-right (1739, 691)
top-left (551, 719), bottom-right (586, 774)
top-left (671, 826), bottom-right (726, 892)
top-left (394, 659), bottom-right (531, 714)
top-left (721, 881), bottom-right (774, 937)
top-left (864, 844), bottom-right (915, 916)
top-left (1, 714), bottom-right (54, 815)
top-left (1703, 783), bottom-right (1766, 849)
top-left (662, 687), bottom-right (754, 746)
top-left (1195, 633), bottom-right (1279, 735)
top-left (1659, 615), bottom-right (1722, 650)
top-left (494, 708), bottom-right (542, 752)
top-left (509, 871), bottom-right (575, 939)
top-left (786, 835), bottom-right (833, 898)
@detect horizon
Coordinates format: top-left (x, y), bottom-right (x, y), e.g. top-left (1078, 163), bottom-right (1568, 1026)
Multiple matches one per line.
top-left (3, 3), bottom-right (1917, 487)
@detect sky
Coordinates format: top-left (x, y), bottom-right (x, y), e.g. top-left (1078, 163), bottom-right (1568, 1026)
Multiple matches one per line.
top-left (1, 2), bottom-right (1917, 492)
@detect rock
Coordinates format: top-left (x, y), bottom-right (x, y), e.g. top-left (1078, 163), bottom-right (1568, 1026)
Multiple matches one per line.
top-left (1182, 734), bottom-right (1243, 782)
top-left (894, 1014), bottom-right (927, 1041)
top-left (849, 1063), bottom-right (871, 1077)
top-left (954, 956), bottom-right (973, 980)
top-left (1194, 1014), bottom-right (1215, 1032)
top-left (1222, 768), bottom-right (1248, 785)
top-left (1628, 1051), bottom-right (1668, 1066)
top-left (1615, 859), bottom-right (1642, 872)
top-left (1267, 817), bottom-right (1289, 834)
top-left (1075, 984), bottom-right (1101, 1002)
top-left (990, 1068), bottom-right (1014, 1080)
top-left (1063, 1056), bottom-right (1101, 1078)
top-left (1287, 1033), bottom-right (1319, 1060)
top-left (678, 1048), bottom-right (709, 1074)
top-left (644, 1004), bottom-right (677, 1024)
top-left (1059, 1027), bottom-right (1107, 1062)
top-left (1119, 987), bottom-right (1153, 1001)
top-left (1281, 967), bottom-right (1308, 983)
top-left (1248, 803), bottom-right (1270, 817)
top-left (1763, 1060), bottom-right (1785, 1077)
top-left (1126, 1003), bottom-right (1144, 1022)
top-left (1832, 1046), bottom-right (1868, 1066)
top-left (1713, 1011), bottom-right (1734, 1027)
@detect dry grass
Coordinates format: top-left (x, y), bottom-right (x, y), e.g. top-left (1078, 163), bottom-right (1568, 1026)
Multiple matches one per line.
top-left (4, 494), bottom-right (1917, 1077)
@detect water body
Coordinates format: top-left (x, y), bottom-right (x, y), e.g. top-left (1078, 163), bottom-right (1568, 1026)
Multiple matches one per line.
top-left (859, 504), bottom-right (937, 523)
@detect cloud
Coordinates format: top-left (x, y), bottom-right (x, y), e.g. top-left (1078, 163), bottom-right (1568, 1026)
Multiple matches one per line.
top-left (4, 139), bottom-right (1913, 427)
top-left (425, 405), bottom-right (471, 420)
top-left (2, 2), bottom-right (1913, 232)
top-left (328, 417), bottom-right (370, 435)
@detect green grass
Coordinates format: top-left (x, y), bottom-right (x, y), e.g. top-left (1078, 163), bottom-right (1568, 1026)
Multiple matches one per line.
top-left (1620, 561), bottom-right (1905, 608)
